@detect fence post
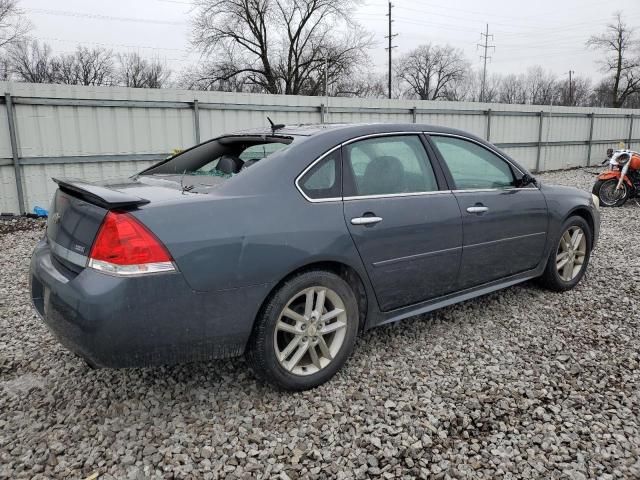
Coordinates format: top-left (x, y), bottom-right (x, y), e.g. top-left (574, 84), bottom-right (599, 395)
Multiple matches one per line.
top-left (192, 99), bottom-right (201, 144)
top-left (535, 110), bottom-right (544, 173)
top-left (320, 103), bottom-right (325, 124)
top-left (411, 107), bottom-right (417, 123)
top-left (627, 114), bottom-right (634, 149)
top-left (586, 113), bottom-right (595, 166)
top-left (485, 108), bottom-right (492, 141)
top-left (4, 93), bottom-right (25, 214)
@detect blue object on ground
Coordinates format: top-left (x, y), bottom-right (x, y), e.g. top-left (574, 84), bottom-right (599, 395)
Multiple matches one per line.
top-left (33, 206), bottom-right (48, 217)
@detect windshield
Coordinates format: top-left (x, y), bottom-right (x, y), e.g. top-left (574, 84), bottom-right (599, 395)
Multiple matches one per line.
top-left (141, 135), bottom-right (292, 178)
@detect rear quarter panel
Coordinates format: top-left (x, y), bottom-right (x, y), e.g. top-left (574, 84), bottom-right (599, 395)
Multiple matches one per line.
top-left (131, 191), bottom-right (365, 294)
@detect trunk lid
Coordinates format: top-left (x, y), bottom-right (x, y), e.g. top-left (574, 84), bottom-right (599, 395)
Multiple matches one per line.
top-left (46, 176), bottom-right (209, 273)
top-left (47, 188), bottom-right (109, 273)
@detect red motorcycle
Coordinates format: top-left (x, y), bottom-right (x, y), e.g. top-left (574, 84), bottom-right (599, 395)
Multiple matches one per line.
top-left (593, 149), bottom-right (640, 207)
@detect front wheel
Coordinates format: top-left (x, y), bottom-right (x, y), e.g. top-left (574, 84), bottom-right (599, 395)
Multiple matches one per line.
top-left (246, 270), bottom-right (359, 391)
top-left (538, 215), bottom-right (592, 292)
top-left (593, 178), bottom-right (629, 207)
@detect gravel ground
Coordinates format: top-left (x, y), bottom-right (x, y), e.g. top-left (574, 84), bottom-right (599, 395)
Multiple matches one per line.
top-left (1, 168), bottom-right (639, 480)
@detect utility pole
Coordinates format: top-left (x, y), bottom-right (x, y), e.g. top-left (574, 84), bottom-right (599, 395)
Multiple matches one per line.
top-left (477, 24), bottom-right (495, 103)
top-left (567, 70), bottom-right (574, 105)
top-left (385, 1), bottom-right (398, 99)
top-left (324, 55), bottom-right (329, 122)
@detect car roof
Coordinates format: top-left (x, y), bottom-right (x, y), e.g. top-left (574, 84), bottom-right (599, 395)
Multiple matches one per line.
top-left (231, 122), bottom-right (472, 139)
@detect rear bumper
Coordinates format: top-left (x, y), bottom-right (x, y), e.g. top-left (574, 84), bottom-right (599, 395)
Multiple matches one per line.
top-left (30, 239), bottom-right (272, 368)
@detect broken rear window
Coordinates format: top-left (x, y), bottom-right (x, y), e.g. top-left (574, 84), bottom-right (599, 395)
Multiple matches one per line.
top-left (141, 136), bottom-right (293, 178)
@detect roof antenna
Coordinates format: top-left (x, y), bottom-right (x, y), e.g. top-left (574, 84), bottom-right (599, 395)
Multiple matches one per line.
top-left (267, 116), bottom-right (285, 134)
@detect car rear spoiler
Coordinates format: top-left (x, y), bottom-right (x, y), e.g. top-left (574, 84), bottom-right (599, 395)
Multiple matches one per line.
top-left (52, 178), bottom-right (150, 209)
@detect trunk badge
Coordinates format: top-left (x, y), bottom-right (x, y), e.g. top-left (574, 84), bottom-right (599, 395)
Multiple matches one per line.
top-left (52, 213), bottom-right (61, 224)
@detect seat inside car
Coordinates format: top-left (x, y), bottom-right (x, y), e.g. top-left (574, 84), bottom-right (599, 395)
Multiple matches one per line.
top-left (216, 155), bottom-right (244, 174)
top-left (361, 155), bottom-right (405, 195)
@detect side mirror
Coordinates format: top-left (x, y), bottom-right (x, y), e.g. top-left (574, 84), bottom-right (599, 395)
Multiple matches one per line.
top-left (518, 173), bottom-right (537, 187)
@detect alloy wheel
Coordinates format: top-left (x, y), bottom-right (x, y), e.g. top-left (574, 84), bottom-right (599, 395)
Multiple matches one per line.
top-left (273, 286), bottom-right (348, 376)
top-left (556, 226), bottom-right (587, 282)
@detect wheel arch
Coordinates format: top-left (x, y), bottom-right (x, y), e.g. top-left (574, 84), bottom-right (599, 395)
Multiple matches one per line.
top-left (253, 260), bottom-right (371, 336)
top-left (566, 207), bottom-right (595, 242)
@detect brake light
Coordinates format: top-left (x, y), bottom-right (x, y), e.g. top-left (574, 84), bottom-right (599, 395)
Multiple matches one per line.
top-left (88, 211), bottom-right (175, 276)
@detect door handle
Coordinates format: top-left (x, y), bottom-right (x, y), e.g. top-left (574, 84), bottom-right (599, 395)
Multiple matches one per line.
top-left (466, 206), bottom-right (489, 214)
top-left (351, 216), bottom-right (383, 226)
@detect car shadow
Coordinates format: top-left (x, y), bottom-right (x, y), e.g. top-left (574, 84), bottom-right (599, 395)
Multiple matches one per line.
top-left (64, 282), bottom-right (543, 407)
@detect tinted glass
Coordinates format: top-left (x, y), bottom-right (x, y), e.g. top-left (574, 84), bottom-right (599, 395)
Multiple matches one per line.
top-left (431, 136), bottom-right (514, 189)
top-left (299, 150), bottom-right (341, 199)
top-left (344, 135), bottom-right (438, 196)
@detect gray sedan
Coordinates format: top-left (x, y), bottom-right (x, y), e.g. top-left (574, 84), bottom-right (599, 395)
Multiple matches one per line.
top-left (30, 123), bottom-right (600, 390)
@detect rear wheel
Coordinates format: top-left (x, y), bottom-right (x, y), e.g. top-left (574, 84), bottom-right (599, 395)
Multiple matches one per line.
top-left (246, 270), bottom-right (359, 391)
top-left (594, 178), bottom-right (629, 207)
top-left (538, 215), bottom-right (592, 291)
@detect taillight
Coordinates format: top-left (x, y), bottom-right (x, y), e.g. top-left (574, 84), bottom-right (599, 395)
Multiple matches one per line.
top-left (88, 211), bottom-right (175, 276)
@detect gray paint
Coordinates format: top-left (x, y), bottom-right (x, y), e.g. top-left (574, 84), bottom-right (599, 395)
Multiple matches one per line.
top-left (30, 123), bottom-right (600, 368)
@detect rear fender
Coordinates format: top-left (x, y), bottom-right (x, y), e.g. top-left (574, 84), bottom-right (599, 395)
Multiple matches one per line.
top-left (597, 171), bottom-right (633, 187)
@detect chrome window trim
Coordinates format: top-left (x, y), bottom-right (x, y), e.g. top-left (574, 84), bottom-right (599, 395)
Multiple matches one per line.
top-left (452, 187), bottom-right (537, 193)
top-left (344, 190), bottom-right (453, 201)
top-left (296, 131), bottom-right (532, 203)
top-left (295, 144), bottom-right (343, 203)
top-left (340, 131), bottom-right (445, 200)
top-left (295, 131), bottom-right (438, 204)
top-left (341, 131), bottom-right (420, 146)
top-left (424, 132), bottom-right (540, 192)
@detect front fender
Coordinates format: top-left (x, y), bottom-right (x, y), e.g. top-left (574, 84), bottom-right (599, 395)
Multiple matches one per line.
top-left (597, 171), bottom-right (633, 187)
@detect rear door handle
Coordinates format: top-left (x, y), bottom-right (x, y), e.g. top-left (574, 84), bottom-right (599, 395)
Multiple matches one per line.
top-left (351, 216), bottom-right (383, 226)
top-left (466, 206), bottom-right (489, 214)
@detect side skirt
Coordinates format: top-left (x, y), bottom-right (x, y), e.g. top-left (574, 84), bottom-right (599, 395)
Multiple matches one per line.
top-left (368, 268), bottom-right (543, 329)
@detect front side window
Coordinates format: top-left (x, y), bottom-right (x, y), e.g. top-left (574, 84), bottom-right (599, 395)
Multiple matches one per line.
top-left (343, 135), bottom-right (438, 196)
top-left (299, 149), bottom-right (341, 200)
top-left (430, 136), bottom-right (515, 190)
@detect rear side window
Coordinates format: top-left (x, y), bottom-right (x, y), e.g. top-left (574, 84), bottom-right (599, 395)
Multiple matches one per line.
top-left (299, 149), bottom-right (342, 200)
top-left (343, 135), bottom-right (438, 196)
top-left (430, 136), bottom-right (515, 190)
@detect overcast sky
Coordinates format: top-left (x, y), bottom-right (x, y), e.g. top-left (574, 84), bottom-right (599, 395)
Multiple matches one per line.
top-left (19, 0), bottom-right (640, 84)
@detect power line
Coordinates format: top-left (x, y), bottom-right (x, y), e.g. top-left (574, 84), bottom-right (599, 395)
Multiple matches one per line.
top-left (477, 24), bottom-right (495, 103)
top-left (385, 1), bottom-right (398, 99)
top-left (38, 36), bottom-right (191, 54)
top-left (26, 8), bottom-right (186, 26)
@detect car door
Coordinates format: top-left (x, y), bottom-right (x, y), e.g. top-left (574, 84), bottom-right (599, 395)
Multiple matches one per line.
top-left (341, 134), bottom-right (463, 312)
top-left (428, 134), bottom-right (548, 290)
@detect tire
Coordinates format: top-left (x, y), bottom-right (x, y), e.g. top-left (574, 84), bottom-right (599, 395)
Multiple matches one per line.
top-left (538, 215), bottom-right (592, 292)
top-left (246, 270), bottom-right (359, 391)
top-left (593, 178), bottom-right (629, 207)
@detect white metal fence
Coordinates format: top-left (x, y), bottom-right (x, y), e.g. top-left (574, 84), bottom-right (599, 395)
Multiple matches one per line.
top-left (1, 81), bottom-right (639, 214)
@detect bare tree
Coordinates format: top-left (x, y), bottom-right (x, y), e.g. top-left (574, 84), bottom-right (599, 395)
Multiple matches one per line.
top-left (557, 75), bottom-right (591, 106)
top-left (8, 40), bottom-right (59, 83)
top-left (0, 0), bottom-right (30, 51)
top-left (498, 74), bottom-right (527, 104)
top-left (587, 13), bottom-right (640, 107)
top-left (440, 71), bottom-right (499, 102)
top-left (334, 73), bottom-right (387, 98)
top-left (524, 66), bottom-right (558, 105)
top-left (395, 44), bottom-right (468, 100)
top-left (116, 52), bottom-right (171, 88)
top-left (191, 0), bottom-right (372, 95)
top-left (57, 47), bottom-right (114, 86)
